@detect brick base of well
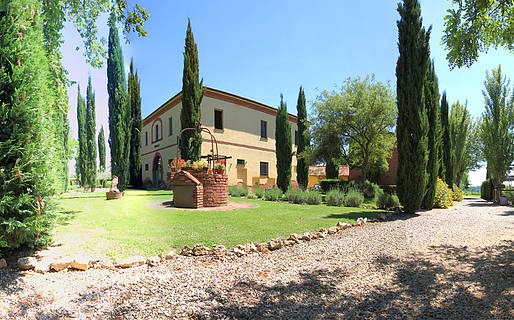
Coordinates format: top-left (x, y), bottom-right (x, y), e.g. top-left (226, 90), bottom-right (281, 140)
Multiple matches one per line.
top-left (169, 169), bottom-right (228, 208)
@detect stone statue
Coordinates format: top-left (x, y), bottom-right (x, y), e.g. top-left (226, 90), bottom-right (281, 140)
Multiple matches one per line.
top-left (111, 176), bottom-right (120, 193)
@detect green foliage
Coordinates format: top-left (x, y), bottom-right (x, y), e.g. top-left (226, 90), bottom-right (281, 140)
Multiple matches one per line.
top-left (264, 188), bottom-right (283, 201)
top-left (319, 179), bottom-right (344, 193)
top-left (422, 59), bottom-right (440, 209)
top-left (433, 178), bottom-right (453, 209)
top-left (481, 179), bottom-right (494, 201)
top-left (296, 87), bottom-right (310, 189)
top-left (311, 75), bottom-right (397, 181)
top-left (344, 189), bottom-right (364, 207)
top-left (246, 192), bottom-right (257, 199)
top-left (376, 191), bottom-right (400, 210)
top-left (0, 0), bottom-right (56, 251)
top-left (76, 85), bottom-right (87, 186)
top-left (128, 58), bottom-right (142, 187)
top-left (326, 189), bottom-right (345, 206)
top-left (275, 94), bottom-right (292, 193)
top-left (285, 188), bottom-right (306, 204)
top-left (98, 126), bottom-right (106, 171)
top-left (349, 180), bottom-right (381, 199)
top-left (396, 0), bottom-right (431, 213)
top-left (452, 183), bottom-right (463, 202)
top-left (41, 0), bottom-right (149, 68)
top-left (107, 14), bottom-right (130, 191)
top-left (180, 20), bottom-right (204, 162)
top-left (480, 65), bottom-right (514, 190)
top-left (85, 76), bottom-right (97, 189)
top-left (253, 186), bottom-right (265, 198)
top-left (449, 101), bottom-right (471, 187)
top-left (304, 191), bottom-right (322, 205)
top-left (443, 0), bottom-right (514, 69)
top-left (440, 92), bottom-right (453, 186)
top-left (229, 185), bottom-right (249, 197)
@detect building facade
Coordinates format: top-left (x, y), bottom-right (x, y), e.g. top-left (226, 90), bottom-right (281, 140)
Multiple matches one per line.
top-left (141, 87), bottom-right (298, 188)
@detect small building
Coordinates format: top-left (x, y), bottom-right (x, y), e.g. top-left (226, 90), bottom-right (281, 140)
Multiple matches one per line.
top-left (141, 87), bottom-right (298, 188)
top-left (308, 165), bottom-right (350, 188)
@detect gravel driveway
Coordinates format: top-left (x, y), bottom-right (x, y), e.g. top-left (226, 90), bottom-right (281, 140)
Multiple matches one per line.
top-left (1, 197), bottom-right (513, 319)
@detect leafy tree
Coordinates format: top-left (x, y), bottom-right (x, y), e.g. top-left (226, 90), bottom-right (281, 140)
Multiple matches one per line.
top-left (76, 85), bottom-right (87, 186)
top-left (311, 76), bottom-right (397, 182)
top-left (449, 101), bottom-right (471, 186)
top-left (275, 95), bottom-right (292, 192)
top-left (0, 0), bottom-right (55, 251)
top-left (128, 58), bottom-right (142, 187)
top-left (481, 65), bottom-right (514, 200)
top-left (396, 0), bottom-right (431, 214)
top-left (180, 19), bottom-right (204, 161)
top-left (422, 60), bottom-right (440, 209)
top-left (443, 0), bottom-right (514, 69)
top-left (85, 76), bottom-right (97, 190)
top-left (107, 14), bottom-right (130, 191)
top-left (310, 121), bottom-right (342, 179)
top-left (296, 87), bottom-right (310, 189)
top-left (98, 126), bottom-right (106, 172)
top-left (440, 92), bottom-right (453, 187)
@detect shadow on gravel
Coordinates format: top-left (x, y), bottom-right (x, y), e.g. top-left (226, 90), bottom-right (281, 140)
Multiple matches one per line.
top-left (184, 241), bottom-right (514, 319)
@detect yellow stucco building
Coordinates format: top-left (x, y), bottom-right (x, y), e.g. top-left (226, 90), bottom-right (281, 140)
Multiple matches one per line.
top-left (141, 87), bottom-right (298, 188)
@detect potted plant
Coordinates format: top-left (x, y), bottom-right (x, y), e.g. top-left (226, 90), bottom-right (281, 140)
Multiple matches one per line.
top-left (169, 157), bottom-right (187, 171)
top-left (214, 160), bottom-right (226, 174)
top-left (192, 160), bottom-right (209, 172)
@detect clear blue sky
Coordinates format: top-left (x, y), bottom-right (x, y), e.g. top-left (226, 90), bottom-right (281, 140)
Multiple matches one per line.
top-left (61, 0), bottom-right (514, 185)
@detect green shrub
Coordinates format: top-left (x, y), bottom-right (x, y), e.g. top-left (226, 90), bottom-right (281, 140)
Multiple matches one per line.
top-left (253, 186), bottom-right (265, 198)
top-left (344, 189), bottom-right (364, 207)
top-left (349, 180), bottom-right (381, 199)
top-left (481, 179), bottom-right (493, 201)
top-left (380, 185), bottom-right (397, 195)
top-left (246, 193), bottom-right (257, 199)
top-left (264, 188), bottom-right (283, 201)
top-left (452, 184), bottom-right (463, 202)
top-left (433, 178), bottom-right (453, 208)
top-left (376, 191), bottom-right (400, 210)
top-left (229, 185), bottom-right (249, 197)
top-left (326, 189), bottom-right (344, 206)
top-left (320, 179), bottom-right (341, 193)
top-left (105, 180), bottom-right (112, 189)
top-left (304, 191), bottom-right (322, 205)
top-left (285, 188), bottom-right (308, 204)
top-left (228, 185), bottom-right (240, 197)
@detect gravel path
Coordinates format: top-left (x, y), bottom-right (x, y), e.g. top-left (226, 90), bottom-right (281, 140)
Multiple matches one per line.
top-left (1, 197), bottom-right (513, 319)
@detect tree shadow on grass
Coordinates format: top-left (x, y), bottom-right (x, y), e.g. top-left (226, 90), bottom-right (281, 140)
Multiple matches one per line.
top-left (187, 241), bottom-right (513, 319)
top-left (323, 210), bottom-right (417, 222)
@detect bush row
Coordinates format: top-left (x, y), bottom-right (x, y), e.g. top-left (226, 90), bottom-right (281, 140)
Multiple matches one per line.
top-left (319, 179), bottom-right (387, 199)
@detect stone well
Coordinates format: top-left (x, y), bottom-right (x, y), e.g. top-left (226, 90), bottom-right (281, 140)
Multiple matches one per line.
top-left (172, 171), bottom-right (203, 208)
top-left (190, 171), bottom-right (229, 207)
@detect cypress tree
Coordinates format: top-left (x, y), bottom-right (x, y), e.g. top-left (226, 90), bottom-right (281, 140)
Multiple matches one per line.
top-left (441, 92), bottom-right (453, 186)
top-left (107, 13), bottom-right (130, 191)
top-left (98, 126), bottom-right (106, 172)
top-left (276, 94), bottom-right (292, 192)
top-left (422, 60), bottom-right (440, 209)
top-left (128, 58), bottom-right (142, 187)
top-left (296, 86), bottom-right (310, 189)
top-left (395, 0), bottom-right (431, 213)
top-left (180, 19), bottom-right (204, 161)
top-left (0, 0), bottom-right (54, 250)
top-left (85, 76), bottom-right (97, 190)
top-left (76, 84), bottom-right (87, 187)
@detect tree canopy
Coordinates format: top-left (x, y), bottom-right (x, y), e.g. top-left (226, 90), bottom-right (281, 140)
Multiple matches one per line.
top-left (443, 0), bottom-right (514, 68)
top-left (275, 95), bottom-right (292, 193)
top-left (312, 75), bottom-right (396, 182)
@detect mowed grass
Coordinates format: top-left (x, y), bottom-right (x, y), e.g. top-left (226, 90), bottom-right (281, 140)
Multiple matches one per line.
top-left (55, 189), bottom-right (384, 259)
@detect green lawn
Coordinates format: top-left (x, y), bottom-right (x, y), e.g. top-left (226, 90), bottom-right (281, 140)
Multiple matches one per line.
top-left (55, 189), bottom-right (384, 259)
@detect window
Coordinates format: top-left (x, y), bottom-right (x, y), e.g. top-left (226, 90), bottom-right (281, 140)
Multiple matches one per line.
top-left (294, 130), bottom-right (298, 146)
top-left (145, 132), bottom-right (148, 145)
top-left (237, 159), bottom-right (245, 166)
top-left (145, 164), bottom-right (149, 171)
top-left (260, 120), bottom-right (267, 139)
top-left (214, 109), bottom-right (223, 130)
top-left (169, 117), bottom-right (173, 136)
top-left (155, 124), bottom-right (159, 141)
top-left (260, 162), bottom-right (269, 177)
